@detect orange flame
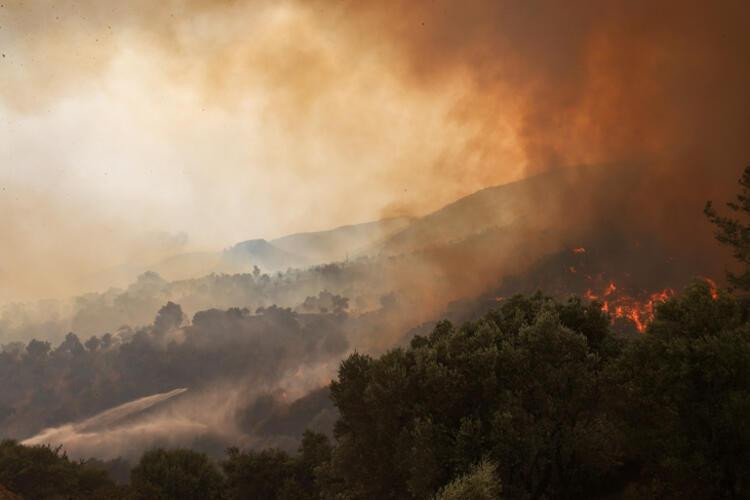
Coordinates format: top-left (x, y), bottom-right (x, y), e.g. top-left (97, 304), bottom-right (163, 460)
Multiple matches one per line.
top-left (584, 289), bottom-right (598, 300)
top-left (585, 281), bottom-right (675, 333)
top-left (703, 277), bottom-right (718, 300)
top-left (572, 247), bottom-right (586, 254)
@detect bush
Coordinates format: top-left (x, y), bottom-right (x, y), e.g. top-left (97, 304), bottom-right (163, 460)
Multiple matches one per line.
top-left (0, 439), bottom-right (116, 499)
top-left (130, 448), bottom-right (224, 500)
top-left (434, 460), bottom-right (501, 500)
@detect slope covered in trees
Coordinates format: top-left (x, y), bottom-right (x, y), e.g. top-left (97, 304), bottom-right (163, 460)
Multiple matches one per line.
top-left (2, 281), bottom-right (749, 498)
top-left (0, 301), bottom-right (350, 446)
top-left (3, 166), bottom-right (750, 497)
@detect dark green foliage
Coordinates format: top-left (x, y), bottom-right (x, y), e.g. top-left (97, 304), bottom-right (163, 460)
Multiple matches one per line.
top-left (324, 285), bottom-right (750, 498)
top-left (130, 448), bottom-right (224, 500)
top-left (616, 281), bottom-right (750, 497)
top-left (327, 294), bottom-right (621, 499)
top-left (2, 286), bottom-right (750, 498)
top-left (222, 430), bottom-right (332, 500)
top-left (434, 460), bottom-right (501, 500)
top-left (222, 447), bottom-right (292, 500)
top-left (295, 431), bottom-right (333, 497)
top-left (0, 439), bottom-right (117, 499)
top-left (321, 287), bottom-right (750, 498)
top-left (705, 165), bottom-right (750, 290)
top-left (0, 304), bottom-right (348, 440)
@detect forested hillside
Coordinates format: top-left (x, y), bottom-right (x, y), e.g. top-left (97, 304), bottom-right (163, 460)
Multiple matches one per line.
top-left (3, 281), bottom-right (749, 498)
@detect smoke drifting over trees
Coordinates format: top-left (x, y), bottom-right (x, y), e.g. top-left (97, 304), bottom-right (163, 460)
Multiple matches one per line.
top-left (1, 301), bottom-right (349, 457)
top-left (1, 1), bottom-right (749, 497)
top-left (0, 164), bottom-right (736, 463)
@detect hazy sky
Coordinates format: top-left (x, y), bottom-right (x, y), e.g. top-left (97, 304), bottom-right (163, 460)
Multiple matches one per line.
top-left (2, 0), bottom-right (748, 301)
top-left (0, 1), bottom-right (529, 301)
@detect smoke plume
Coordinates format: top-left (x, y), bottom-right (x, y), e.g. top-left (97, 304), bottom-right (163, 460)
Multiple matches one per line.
top-left (2, 1), bottom-right (748, 301)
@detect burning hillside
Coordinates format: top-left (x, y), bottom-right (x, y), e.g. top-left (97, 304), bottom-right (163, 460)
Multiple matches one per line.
top-left (583, 281), bottom-right (675, 333)
top-left (1, 0), bottom-right (750, 497)
top-left (461, 227), bottom-right (727, 335)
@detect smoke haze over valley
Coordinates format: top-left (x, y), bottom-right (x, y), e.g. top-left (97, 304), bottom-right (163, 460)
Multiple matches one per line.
top-left (1, 2), bottom-right (749, 497)
top-left (2, 0), bottom-right (747, 302)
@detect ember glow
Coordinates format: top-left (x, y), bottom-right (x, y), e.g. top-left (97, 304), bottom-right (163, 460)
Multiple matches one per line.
top-left (0, 3), bottom-right (748, 494)
top-left (704, 277), bottom-right (719, 300)
top-left (585, 283), bottom-right (675, 333)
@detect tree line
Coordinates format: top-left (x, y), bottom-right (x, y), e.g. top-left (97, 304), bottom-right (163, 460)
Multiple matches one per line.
top-left (2, 279), bottom-right (749, 498)
top-left (3, 166), bottom-right (750, 498)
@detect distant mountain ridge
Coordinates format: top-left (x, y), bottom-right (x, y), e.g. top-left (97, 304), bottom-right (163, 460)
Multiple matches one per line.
top-left (220, 239), bottom-right (309, 273)
top-left (93, 170), bottom-right (571, 283)
top-left (138, 216), bottom-right (415, 278)
top-left (271, 217), bottom-right (413, 263)
top-left (375, 169), bottom-right (569, 255)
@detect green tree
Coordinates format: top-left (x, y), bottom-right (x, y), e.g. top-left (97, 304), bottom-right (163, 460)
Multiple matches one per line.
top-left (490, 306), bottom-right (623, 499)
top-left (434, 460), bottom-right (501, 500)
top-left (617, 281), bottom-right (750, 498)
top-left (705, 165), bottom-right (750, 290)
top-left (222, 448), bottom-right (292, 500)
top-left (130, 448), bottom-right (224, 500)
top-left (0, 439), bottom-right (117, 499)
top-left (294, 431), bottom-right (332, 499)
top-left (222, 431), bottom-right (331, 500)
top-left (327, 294), bottom-right (624, 499)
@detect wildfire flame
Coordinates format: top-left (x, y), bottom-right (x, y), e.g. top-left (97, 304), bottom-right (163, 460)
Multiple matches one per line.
top-left (571, 247), bottom-right (719, 333)
top-left (703, 277), bottom-right (719, 300)
top-left (585, 282), bottom-right (675, 333)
